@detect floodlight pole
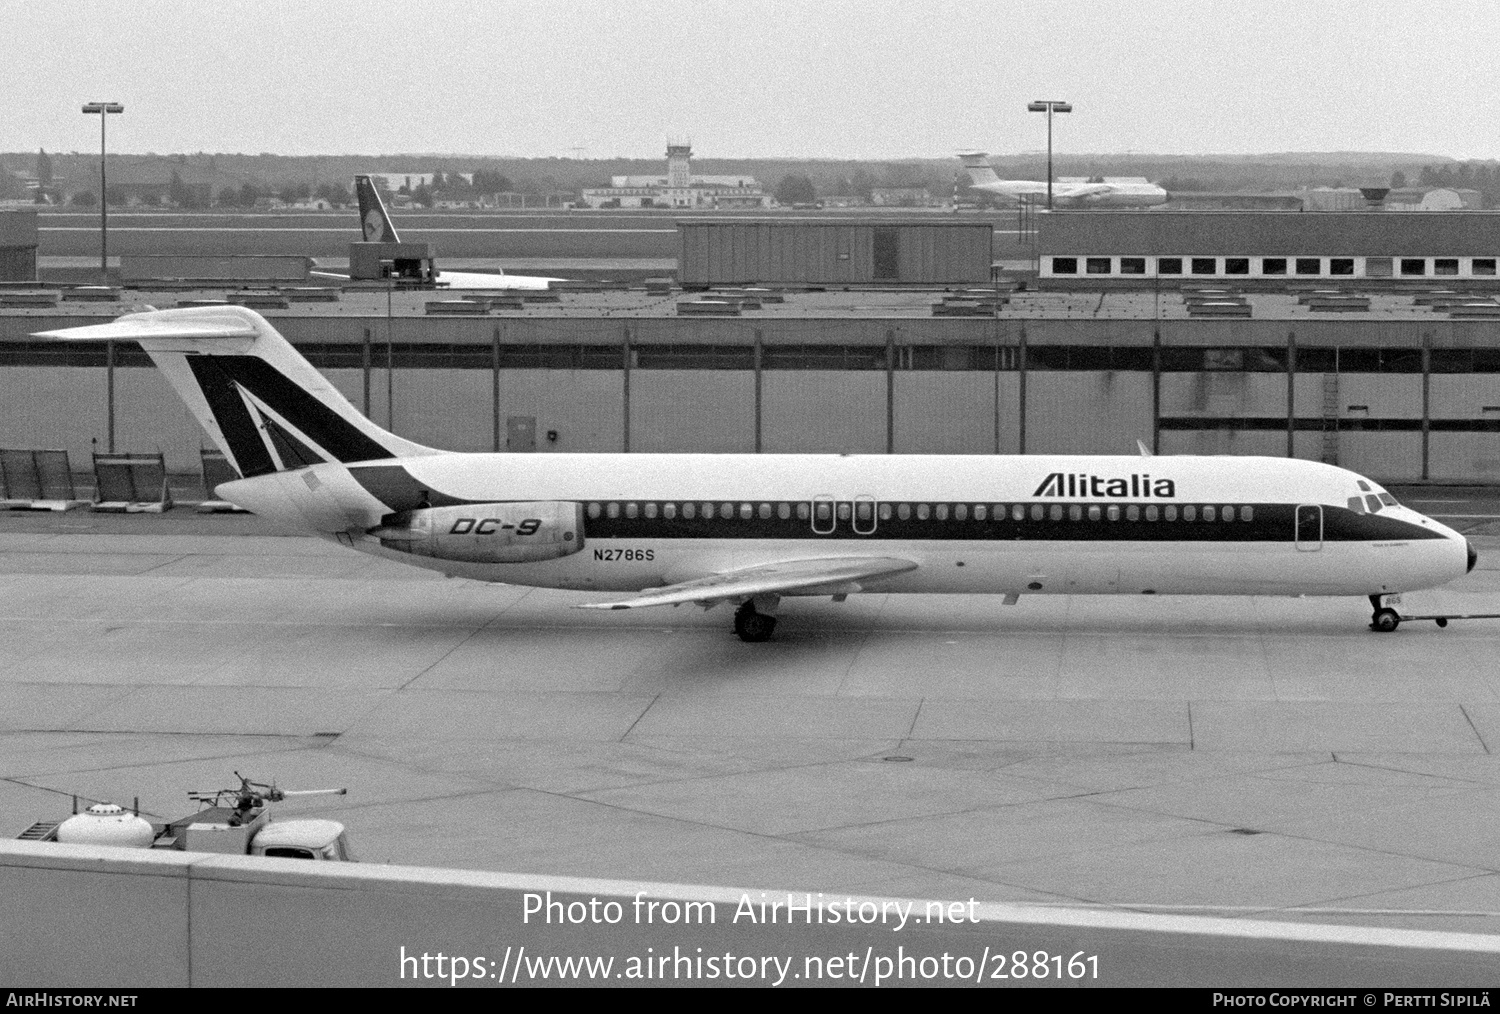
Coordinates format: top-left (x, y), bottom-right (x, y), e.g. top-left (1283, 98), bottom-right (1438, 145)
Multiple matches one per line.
top-left (82, 102), bottom-right (124, 282)
top-left (1027, 100), bottom-right (1071, 211)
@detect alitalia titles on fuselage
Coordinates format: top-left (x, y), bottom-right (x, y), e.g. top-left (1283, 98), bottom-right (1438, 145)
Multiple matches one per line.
top-left (1032, 473), bottom-right (1178, 499)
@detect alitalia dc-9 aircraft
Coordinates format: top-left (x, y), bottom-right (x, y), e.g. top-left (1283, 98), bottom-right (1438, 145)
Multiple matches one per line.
top-left (39, 307), bottom-right (1476, 641)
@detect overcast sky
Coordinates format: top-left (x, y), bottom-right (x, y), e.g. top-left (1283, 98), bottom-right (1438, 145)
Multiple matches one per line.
top-left (5, 0), bottom-right (1497, 161)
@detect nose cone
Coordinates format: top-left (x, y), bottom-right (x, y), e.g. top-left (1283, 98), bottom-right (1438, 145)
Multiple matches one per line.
top-left (1468, 539), bottom-right (1479, 574)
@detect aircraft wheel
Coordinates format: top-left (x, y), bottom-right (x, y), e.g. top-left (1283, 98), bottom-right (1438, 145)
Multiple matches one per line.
top-left (734, 603), bottom-right (778, 643)
top-left (1369, 608), bottom-right (1401, 633)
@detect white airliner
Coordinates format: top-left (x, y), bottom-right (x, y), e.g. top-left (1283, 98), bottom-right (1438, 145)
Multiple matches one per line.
top-left (309, 176), bottom-right (565, 291)
top-left (37, 306), bottom-right (1476, 641)
top-left (959, 152), bottom-right (1169, 208)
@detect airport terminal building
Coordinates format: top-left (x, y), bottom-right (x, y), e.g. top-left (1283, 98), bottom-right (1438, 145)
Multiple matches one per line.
top-left (1039, 211), bottom-right (1500, 283)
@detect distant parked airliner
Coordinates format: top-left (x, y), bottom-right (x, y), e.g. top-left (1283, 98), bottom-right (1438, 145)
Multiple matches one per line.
top-left (310, 176), bottom-right (565, 291)
top-left (959, 152), bottom-right (1169, 207)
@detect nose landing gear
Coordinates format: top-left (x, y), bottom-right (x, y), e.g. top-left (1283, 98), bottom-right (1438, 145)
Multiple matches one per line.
top-left (1369, 594), bottom-right (1401, 633)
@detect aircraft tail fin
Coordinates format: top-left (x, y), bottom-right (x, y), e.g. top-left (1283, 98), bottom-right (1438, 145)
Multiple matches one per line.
top-left (957, 151), bottom-right (1002, 188)
top-left (34, 306), bottom-right (432, 480)
top-left (354, 175), bottom-right (402, 243)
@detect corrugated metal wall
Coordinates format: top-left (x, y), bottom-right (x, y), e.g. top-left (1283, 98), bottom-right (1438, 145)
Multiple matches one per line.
top-left (678, 220), bottom-right (991, 285)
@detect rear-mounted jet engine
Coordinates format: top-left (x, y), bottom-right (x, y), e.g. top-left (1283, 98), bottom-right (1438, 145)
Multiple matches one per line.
top-left (369, 501), bottom-right (585, 564)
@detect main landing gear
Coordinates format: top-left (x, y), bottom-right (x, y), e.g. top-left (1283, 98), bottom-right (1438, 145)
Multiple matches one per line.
top-left (734, 598), bottom-right (778, 643)
top-left (1369, 594), bottom-right (1401, 633)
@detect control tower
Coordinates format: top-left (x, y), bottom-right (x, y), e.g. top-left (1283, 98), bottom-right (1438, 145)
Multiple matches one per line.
top-left (666, 140), bottom-right (692, 207)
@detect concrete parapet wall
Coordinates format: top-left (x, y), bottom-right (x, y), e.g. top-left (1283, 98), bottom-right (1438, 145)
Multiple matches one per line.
top-left (5, 839), bottom-right (1500, 988)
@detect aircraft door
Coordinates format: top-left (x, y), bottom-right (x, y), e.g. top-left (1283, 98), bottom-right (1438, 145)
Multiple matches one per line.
top-left (852, 496), bottom-right (877, 535)
top-left (811, 495), bottom-right (836, 535)
top-left (1295, 504), bottom-right (1323, 552)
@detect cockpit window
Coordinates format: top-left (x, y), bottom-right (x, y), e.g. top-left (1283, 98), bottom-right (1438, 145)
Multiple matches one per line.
top-left (1378, 493), bottom-right (1398, 506)
top-left (1357, 480), bottom-right (1371, 491)
top-left (1365, 494), bottom-right (1383, 514)
top-left (1347, 496), bottom-right (1365, 514)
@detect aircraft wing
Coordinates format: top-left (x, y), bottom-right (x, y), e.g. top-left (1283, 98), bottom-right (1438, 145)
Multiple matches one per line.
top-left (1052, 182), bottom-right (1115, 200)
top-left (575, 556), bottom-right (918, 610)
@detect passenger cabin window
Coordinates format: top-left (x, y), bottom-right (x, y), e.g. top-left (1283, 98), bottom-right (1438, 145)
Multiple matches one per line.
top-left (1164, 505), bottom-right (1178, 521)
top-left (664, 503), bottom-right (677, 519)
top-left (645, 503), bottom-right (658, 519)
top-left (1107, 505), bottom-right (1121, 521)
top-left (917, 504), bottom-right (930, 520)
top-left (837, 502), bottom-right (851, 521)
top-left (1401, 258), bottom-right (1426, 276)
top-left (1474, 259), bottom-right (1498, 276)
top-left (758, 503), bottom-right (771, 519)
top-left (1158, 258), bottom-right (1183, 275)
top-left (1296, 258), bottom-right (1321, 275)
top-left (625, 503), bottom-right (638, 518)
top-left (606, 502), bottom-right (620, 519)
top-left (1329, 258), bottom-right (1354, 276)
top-left (683, 503), bottom-right (697, 519)
top-left (855, 501), bottom-right (873, 522)
top-left (739, 503), bottom-right (752, 519)
top-left (1087, 505), bottom-right (1101, 521)
top-left (878, 503), bottom-right (892, 521)
top-left (1052, 257), bottom-right (1078, 274)
top-left (587, 502), bottom-right (601, 519)
top-left (1015, 505), bottom-right (1028, 521)
top-left (1224, 258), bottom-right (1249, 275)
top-left (1029, 505), bottom-right (1043, 520)
top-left (1068, 504), bottom-right (1082, 521)
top-left (897, 503), bottom-right (911, 520)
top-left (1086, 257), bottom-right (1111, 274)
top-left (974, 505), bottom-right (987, 521)
top-left (1242, 506), bottom-right (1254, 521)
top-left (1435, 258), bottom-right (1459, 276)
top-left (1120, 257), bottom-right (1146, 275)
top-left (796, 503), bottom-right (810, 520)
top-left (1183, 506), bottom-right (1198, 521)
top-left (1261, 258), bottom-right (1287, 275)
top-left (778, 503), bottom-right (791, 520)
top-left (1145, 505), bottom-right (1159, 521)
top-left (1050, 505), bottom-right (1063, 521)
top-left (815, 502), bottom-right (832, 522)
top-left (1126, 505), bottom-right (1139, 521)
top-left (1203, 506), bottom-right (1216, 522)
top-left (954, 504), bottom-right (968, 521)
top-left (1223, 506), bottom-right (1235, 521)
top-left (1191, 258), bottom-right (1216, 275)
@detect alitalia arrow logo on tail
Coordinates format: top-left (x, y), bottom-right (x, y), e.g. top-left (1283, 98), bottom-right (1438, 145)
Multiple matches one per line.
top-left (1032, 472), bottom-right (1177, 498)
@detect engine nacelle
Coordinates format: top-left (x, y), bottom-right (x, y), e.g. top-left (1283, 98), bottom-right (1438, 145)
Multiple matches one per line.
top-left (370, 501), bottom-right (585, 564)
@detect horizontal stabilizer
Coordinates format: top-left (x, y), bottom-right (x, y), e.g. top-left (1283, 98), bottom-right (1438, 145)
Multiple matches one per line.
top-left (33, 317), bottom-right (259, 342)
top-left (576, 556), bottom-right (918, 611)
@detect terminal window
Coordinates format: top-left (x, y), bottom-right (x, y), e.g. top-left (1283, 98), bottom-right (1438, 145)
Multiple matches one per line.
top-left (1158, 258), bottom-right (1183, 274)
top-left (1224, 258), bottom-right (1249, 275)
top-left (1435, 258), bottom-right (1459, 276)
top-left (1475, 259), bottom-right (1498, 276)
top-left (1401, 258), bottom-right (1426, 276)
top-left (1296, 258), bottom-right (1321, 275)
top-left (1366, 257), bottom-right (1393, 277)
top-left (1191, 258), bottom-right (1216, 275)
top-left (1262, 258), bottom-right (1287, 275)
top-left (1052, 257), bottom-right (1078, 274)
top-left (1119, 257), bottom-right (1146, 274)
top-left (1086, 257), bottom-right (1112, 274)
top-left (1330, 258), bottom-right (1354, 275)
